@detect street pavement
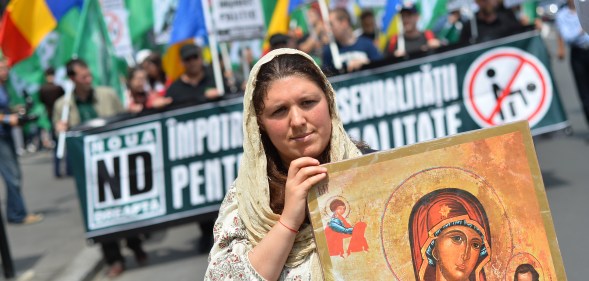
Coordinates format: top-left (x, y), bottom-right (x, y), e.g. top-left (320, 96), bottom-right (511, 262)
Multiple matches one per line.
top-left (0, 27), bottom-right (587, 280)
top-left (0, 151), bottom-right (98, 281)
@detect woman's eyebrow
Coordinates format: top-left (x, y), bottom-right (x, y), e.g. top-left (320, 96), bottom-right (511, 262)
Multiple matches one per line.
top-left (442, 230), bottom-right (465, 236)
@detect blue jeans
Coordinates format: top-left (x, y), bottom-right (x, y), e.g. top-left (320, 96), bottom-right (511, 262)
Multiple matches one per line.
top-left (0, 135), bottom-right (28, 222)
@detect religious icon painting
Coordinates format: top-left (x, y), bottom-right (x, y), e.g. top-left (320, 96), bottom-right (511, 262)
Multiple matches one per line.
top-left (307, 121), bottom-right (566, 281)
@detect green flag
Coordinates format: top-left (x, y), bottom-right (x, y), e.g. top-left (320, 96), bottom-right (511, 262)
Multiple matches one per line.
top-left (125, 0), bottom-right (155, 50)
top-left (416, 0), bottom-right (447, 30)
top-left (74, 0), bottom-right (126, 102)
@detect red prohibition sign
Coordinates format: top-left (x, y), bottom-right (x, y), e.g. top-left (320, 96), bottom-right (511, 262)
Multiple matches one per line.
top-left (104, 11), bottom-right (122, 45)
top-left (467, 52), bottom-right (548, 126)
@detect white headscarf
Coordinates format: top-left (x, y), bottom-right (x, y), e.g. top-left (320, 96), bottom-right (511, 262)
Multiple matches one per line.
top-left (235, 48), bottom-right (361, 277)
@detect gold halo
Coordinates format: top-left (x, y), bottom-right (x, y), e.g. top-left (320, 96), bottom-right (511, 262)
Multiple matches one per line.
top-left (380, 166), bottom-right (513, 280)
top-left (322, 195), bottom-right (351, 219)
top-left (505, 252), bottom-right (548, 281)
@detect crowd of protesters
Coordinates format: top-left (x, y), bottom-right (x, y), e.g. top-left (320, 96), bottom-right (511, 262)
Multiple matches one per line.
top-left (11, 0), bottom-right (578, 156)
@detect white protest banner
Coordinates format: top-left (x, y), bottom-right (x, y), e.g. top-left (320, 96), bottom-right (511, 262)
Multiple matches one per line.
top-left (153, 0), bottom-right (178, 45)
top-left (357, 0), bottom-right (386, 7)
top-left (99, 0), bottom-right (133, 59)
top-left (212, 0), bottom-right (266, 42)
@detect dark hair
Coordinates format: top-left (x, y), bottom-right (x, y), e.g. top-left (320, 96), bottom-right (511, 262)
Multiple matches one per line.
top-left (44, 67), bottom-right (55, 76)
top-left (514, 264), bottom-right (539, 281)
top-left (126, 67), bottom-right (145, 87)
top-left (253, 53), bottom-right (333, 214)
top-left (143, 52), bottom-right (167, 85)
top-left (329, 199), bottom-right (345, 212)
top-left (360, 9), bottom-right (374, 21)
top-left (66, 58), bottom-right (88, 78)
top-left (331, 7), bottom-right (351, 26)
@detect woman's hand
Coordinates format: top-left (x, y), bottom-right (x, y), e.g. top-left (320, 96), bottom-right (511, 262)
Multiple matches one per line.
top-left (281, 157), bottom-right (327, 230)
top-left (248, 157), bottom-right (327, 279)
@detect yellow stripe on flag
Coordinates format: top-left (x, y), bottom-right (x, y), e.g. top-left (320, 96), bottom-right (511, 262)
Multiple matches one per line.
top-left (263, 0), bottom-right (289, 51)
top-left (8, 0), bottom-right (57, 48)
top-left (378, 14), bottom-right (401, 52)
top-left (163, 40), bottom-right (190, 83)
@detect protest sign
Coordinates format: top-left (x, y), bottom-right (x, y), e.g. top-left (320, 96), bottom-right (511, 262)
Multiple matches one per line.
top-left (212, 0), bottom-right (266, 42)
top-left (99, 0), bottom-right (133, 59)
top-left (67, 100), bottom-right (244, 240)
top-left (331, 31), bottom-right (568, 150)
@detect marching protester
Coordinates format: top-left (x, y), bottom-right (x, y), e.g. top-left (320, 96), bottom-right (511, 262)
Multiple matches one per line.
top-left (269, 33), bottom-right (296, 51)
top-left (39, 67), bottom-right (68, 178)
top-left (322, 7), bottom-right (382, 74)
top-left (357, 9), bottom-right (379, 47)
top-left (432, 7), bottom-right (469, 46)
top-left (459, 0), bottom-right (524, 43)
top-left (139, 51), bottom-right (167, 94)
top-left (0, 57), bottom-right (44, 225)
top-left (53, 58), bottom-right (147, 278)
top-left (385, 4), bottom-right (441, 58)
top-left (295, 6), bottom-right (330, 62)
top-left (165, 44), bottom-right (222, 108)
top-left (555, 0), bottom-right (589, 127)
top-left (164, 43), bottom-right (222, 252)
top-left (205, 48), bottom-right (372, 280)
top-left (125, 67), bottom-right (171, 113)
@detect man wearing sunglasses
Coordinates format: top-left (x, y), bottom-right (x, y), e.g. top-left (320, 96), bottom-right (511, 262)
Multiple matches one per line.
top-left (165, 44), bottom-right (221, 107)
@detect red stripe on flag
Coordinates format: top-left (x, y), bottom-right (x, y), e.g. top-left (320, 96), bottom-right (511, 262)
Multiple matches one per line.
top-left (0, 13), bottom-right (34, 66)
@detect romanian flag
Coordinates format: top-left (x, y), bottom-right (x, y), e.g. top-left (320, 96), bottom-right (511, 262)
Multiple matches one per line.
top-left (379, 0), bottom-right (402, 51)
top-left (263, 0), bottom-right (307, 52)
top-left (288, 0), bottom-right (305, 13)
top-left (0, 0), bottom-right (82, 66)
top-left (162, 0), bottom-right (208, 82)
top-left (263, 0), bottom-right (290, 51)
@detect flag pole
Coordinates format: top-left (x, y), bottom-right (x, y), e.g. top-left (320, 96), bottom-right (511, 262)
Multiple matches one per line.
top-left (219, 43), bottom-right (236, 93)
top-left (317, 0), bottom-right (342, 71)
top-left (57, 0), bottom-right (92, 159)
top-left (396, 14), bottom-right (406, 55)
top-left (466, 0), bottom-right (478, 43)
top-left (201, 0), bottom-right (225, 95)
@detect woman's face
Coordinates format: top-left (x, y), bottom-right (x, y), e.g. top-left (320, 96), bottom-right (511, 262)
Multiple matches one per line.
top-left (129, 70), bottom-right (147, 92)
top-left (259, 75), bottom-right (332, 166)
top-left (434, 225), bottom-right (483, 281)
top-left (142, 61), bottom-right (158, 78)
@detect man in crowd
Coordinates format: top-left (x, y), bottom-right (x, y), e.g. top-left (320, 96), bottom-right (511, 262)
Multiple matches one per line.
top-left (357, 9), bottom-right (378, 47)
top-left (0, 57), bottom-right (44, 225)
top-left (269, 33), bottom-right (295, 51)
top-left (39, 67), bottom-right (67, 178)
top-left (53, 59), bottom-right (124, 130)
top-left (53, 59), bottom-right (146, 278)
top-left (322, 7), bottom-right (382, 74)
top-left (555, 0), bottom-right (589, 127)
top-left (460, 0), bottom-right (523, 43)
top-left (385, 4), bottom-right (441, 58)
top-left (165, 44), bottom-right (221, 107)
top-left (165, 43), bottom-right (220, 253)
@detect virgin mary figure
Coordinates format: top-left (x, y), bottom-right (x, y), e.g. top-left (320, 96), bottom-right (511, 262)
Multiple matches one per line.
top-left (409, 188), bottom-right (492, 281)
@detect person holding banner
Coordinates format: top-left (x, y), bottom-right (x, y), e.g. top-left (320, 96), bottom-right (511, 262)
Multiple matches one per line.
top-left (385, 4), bottom-right (441, 58)
top-left (459, 0), bottom-right (523, 44)
top-left (53, 59), bottom-right (147, 278)
top-left (206, 48), bottom-right (372, 280)
top-left (165, 44), bottom-right (221, 108)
